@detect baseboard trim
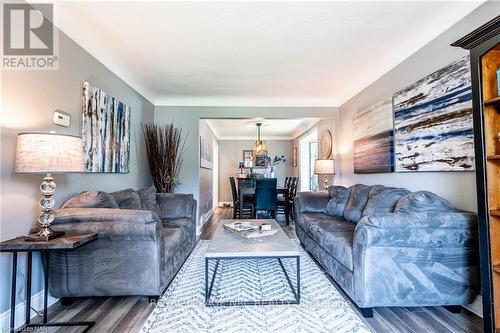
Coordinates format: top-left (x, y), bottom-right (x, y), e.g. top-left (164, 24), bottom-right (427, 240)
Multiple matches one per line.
top-left (200, 208), bottom-right (214, 225)
top-left (198, 208), bottom-right (215, 235)
top-left (0, 290), bottom-right (58, 331)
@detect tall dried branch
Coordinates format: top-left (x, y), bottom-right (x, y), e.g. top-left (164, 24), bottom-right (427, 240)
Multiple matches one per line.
top-left (142, 122), bottom-right (188, 193)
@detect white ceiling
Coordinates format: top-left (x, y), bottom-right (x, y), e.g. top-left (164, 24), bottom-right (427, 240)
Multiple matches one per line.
top-left (205, 118), bottom-right (318, 140)
top-left (51, 1), bottom-right (483, 106)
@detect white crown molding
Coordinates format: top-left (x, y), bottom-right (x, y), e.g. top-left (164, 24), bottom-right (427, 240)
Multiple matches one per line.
top-left (217, 136), bottom-right (293, 141)
top-left (203, 120), bottom-right (220, 138)
top-left (153, 96), bottom-right (340, 107)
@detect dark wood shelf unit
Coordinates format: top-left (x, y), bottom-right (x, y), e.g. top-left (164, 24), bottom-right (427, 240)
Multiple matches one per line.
top-left (485, 96), bottom-right (500, 107)
top-left (453, 14), bottom-right (500, 333)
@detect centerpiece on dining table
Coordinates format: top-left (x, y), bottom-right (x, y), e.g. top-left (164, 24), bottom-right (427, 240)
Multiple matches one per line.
top-left (265, 155), bottom-right (286, 178)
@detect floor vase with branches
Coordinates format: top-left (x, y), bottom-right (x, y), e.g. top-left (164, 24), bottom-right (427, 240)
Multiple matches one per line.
top-left (142, 122), bottom-right (187, 193)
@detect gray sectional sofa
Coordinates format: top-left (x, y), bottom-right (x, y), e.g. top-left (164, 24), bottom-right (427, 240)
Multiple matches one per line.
top-left (295, 184), bottom-right (480, 316)
top-left (48, 187), bottom-right (197, 299)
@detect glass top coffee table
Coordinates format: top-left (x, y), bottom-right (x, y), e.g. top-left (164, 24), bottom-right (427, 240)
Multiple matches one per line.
top-left (205, 219), bottom-right (300, 306)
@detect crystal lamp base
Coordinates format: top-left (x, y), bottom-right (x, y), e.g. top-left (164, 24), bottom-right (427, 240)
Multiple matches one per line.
top-left (26, 173), bottom-right (65, 242)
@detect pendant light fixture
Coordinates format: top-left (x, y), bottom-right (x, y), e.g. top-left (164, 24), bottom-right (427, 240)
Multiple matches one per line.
top-left (253, 122), bottom-right (267, 155)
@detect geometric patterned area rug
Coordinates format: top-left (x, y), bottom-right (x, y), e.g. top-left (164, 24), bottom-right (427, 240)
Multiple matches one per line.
top-left (140, 241), bottom-right (371, 333)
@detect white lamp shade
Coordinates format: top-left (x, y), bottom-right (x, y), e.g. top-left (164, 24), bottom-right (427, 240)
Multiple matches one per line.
top-left (314, 159), bottom-right (335, 175)
top-left (15, 133), bottom-right (84, 174)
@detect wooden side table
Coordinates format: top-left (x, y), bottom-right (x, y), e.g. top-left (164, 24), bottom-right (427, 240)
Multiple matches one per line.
top-left (0, 233), bottom-right (97, 333)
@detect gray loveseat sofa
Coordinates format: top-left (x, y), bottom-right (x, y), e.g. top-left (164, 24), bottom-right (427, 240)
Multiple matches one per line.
top-left (48, 187), bottom-right (197, 299)
top-left (295, 184), bottom-right (479, 316)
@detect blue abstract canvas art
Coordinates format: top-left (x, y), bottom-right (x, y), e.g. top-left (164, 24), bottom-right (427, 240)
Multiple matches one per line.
top-left (82, 82), bottom-right (131, 173)
top-left (353, 99), bottom-right (394, 173)
top-left (393, 56), bottom-right (474, 172)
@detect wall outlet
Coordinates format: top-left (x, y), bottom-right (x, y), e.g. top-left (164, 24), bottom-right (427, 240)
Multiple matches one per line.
top-left (53, 111), bottom-right (70, 127)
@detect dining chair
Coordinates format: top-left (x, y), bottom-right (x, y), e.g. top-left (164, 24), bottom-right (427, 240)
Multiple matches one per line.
top-left (255, 178), bottom-right (277, 218)
top-left (230, 177), bottom-right (254, 219)
top-left (276, 177), bottom-right (292, 224)
top-left (287, 177), bottom-right (299, 221)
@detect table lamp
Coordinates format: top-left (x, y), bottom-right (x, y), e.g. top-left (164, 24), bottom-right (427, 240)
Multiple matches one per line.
top-left (15, 132), bottom-right (84, 241)
top-left (314, 159), bottom-right (335, 190)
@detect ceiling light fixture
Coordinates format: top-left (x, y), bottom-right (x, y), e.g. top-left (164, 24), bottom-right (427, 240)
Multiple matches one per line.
top-left (253, 122), bottom-right (267, 156)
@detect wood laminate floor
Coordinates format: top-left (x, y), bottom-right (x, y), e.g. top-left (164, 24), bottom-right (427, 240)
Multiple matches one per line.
top-left (29, 208), bottom-right (483, 333)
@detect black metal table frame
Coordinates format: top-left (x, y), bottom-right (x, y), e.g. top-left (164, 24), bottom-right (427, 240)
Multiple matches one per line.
top-left (205, 255), bottom-right (300, 306)
top-left (6, 250), bottom-right (95, 333)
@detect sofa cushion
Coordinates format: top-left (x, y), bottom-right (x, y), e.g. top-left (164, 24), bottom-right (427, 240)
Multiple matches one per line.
top-left (343, 184), bottom-right (373, 223)
top-left (368, 185), bottom-right (393, 198)
top-left (363, 188), bottom-right (411, 217)
top-left (395, 191), bottom-right (457, 213)
top-left (162, 218), bottom-right (192, 260)
top-left (296, 213), bottom-right (355, 270)
top-left (111, 189), bottom-right (142, 210)
top-left (137, 186), bottom-right (161, 215)
top-left (162, 227), bottom-right (183, 261)
top-left (61, 191), bottom-right (119, 209)
top-left (325, 186), bottom-right (351, 217)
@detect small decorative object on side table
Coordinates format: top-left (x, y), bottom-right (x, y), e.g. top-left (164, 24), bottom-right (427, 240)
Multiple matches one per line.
top-left (15, 132), bottom-right (84, 241)
top-left (0, 233), bottom-right (97, 332)
top-left (314, 159), bottom-right (335, 190)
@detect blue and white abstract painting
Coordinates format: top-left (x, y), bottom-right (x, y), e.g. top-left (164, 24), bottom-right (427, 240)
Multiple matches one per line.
top-left (82, 82), bottom-right (130, 173)
top-left (393, 56), bottom-right (474, 172)
top-left (353, 99), bottom-right (394, 173)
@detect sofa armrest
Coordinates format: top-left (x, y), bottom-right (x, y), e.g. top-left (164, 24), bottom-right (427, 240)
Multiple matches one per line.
top-left (354, 213), bottom-right (477, 248)
top-left (52, 208), bottom-right (160, 240)
top-left (156, 193), bottom-right (195, 219)
top-left (352, 212), bottom-right (479, 308)
top-left (294, 191), bottom-right (330, 214)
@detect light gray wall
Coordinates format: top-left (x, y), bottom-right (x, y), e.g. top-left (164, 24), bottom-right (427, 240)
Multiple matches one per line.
top-left (337, 2), bottom-right (500, 212)
top-left (218, 140), bottom-right (293, 203)
top-left (198, 120), bottom-right (217, 222)
top-left (0, 28), bottom-right (154, 314)
top-left (154, 107), bottom-right (337, 226)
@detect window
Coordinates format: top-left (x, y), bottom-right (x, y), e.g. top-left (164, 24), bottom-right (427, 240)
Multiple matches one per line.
top-left (308, 141), bottom-right (318, 191)
top-left (299, 130), bottom-right (318, 191)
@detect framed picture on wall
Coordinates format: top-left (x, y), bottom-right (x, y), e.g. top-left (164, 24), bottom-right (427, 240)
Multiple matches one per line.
top-left (200, 136), bottom-right (213, 169)
top-left (254, 153), bottom-right (268, 167)
top-left (242, 150), bottom-right (253, 167)
top-left (82, 82), bottom-right (130, 173)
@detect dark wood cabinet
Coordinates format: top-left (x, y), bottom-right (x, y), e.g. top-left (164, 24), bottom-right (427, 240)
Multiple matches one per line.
top-left (453, 15), bottom-right (500, 333)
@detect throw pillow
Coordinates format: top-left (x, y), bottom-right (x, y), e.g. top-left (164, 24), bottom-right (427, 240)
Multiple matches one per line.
top-left (111, 189), bottom-right (142, 210)
top-left (137, 185), bottom-right (161, 215)
top-left (362, 188), bottom-right (411, 217)
top-left (342, 184), bottom-right (373, 223)
top-left (394, 191), bottom-right (457, 213)
top-left (325, 186), bottom-right (351, 217)
top-left (61, 191), bottom-right (119, 209)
